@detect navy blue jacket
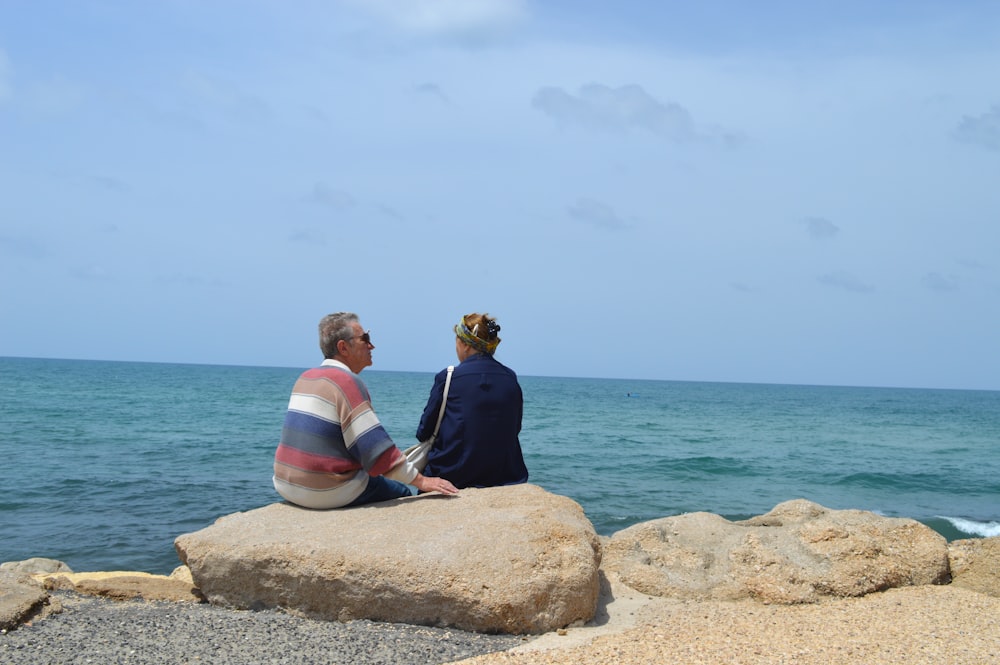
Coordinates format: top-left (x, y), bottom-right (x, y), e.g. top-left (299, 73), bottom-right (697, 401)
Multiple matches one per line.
top-left (416, 353), bottom-right (528, 489)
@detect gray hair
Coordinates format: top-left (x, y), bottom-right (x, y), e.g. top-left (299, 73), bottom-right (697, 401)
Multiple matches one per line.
top-left (318, 312), bottom-right (359, 359)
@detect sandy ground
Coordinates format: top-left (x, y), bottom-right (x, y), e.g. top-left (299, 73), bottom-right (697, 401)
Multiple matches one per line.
top-left (452, 576), bottom-right (1000, 665)
top-left (4, 569), bottom-right (997, 664)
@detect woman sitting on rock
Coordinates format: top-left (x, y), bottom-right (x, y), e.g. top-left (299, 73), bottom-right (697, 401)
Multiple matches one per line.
top-left (415, 312), bottom-right (529, 489)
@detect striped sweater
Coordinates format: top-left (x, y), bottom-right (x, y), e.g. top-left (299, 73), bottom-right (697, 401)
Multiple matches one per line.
top-left (274, 359), bottom-right (416, 502)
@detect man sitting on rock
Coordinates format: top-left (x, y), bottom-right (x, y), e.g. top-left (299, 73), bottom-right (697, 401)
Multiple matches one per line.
top-left (273, 312), bottom-right (459, 508)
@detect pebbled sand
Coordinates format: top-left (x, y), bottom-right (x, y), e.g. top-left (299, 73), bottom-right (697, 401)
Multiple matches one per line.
top-left (5, 570), bottom-right (998, 664)
top-left (453, 576), bottom-right (1000, 665)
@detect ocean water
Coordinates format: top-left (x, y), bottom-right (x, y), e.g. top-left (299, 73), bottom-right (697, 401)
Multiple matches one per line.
top-left (1, 356), bottom-right (998, 576)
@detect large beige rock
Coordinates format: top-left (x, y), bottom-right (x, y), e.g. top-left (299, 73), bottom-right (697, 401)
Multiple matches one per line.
top-left (603, 499), bottom-right (950, 604)
top-left (174, 484), bottom-right (602, 634)
top-left (948, 537), bottom-right (1000, 597)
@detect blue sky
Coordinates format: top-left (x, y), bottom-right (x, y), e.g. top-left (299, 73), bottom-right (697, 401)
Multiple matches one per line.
top-left (2, 1), bottom-right (999, 390)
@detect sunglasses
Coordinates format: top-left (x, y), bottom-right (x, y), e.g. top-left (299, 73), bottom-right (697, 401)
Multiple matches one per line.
top-left (355, 330), bottom-right (372, 345)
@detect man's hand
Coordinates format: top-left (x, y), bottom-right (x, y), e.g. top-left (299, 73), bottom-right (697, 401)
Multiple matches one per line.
top-left (412, 473), bottom-right (460, 496)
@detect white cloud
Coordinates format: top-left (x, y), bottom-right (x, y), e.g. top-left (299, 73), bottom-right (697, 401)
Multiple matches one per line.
top-left (532, 83), bottom-right (698, 141)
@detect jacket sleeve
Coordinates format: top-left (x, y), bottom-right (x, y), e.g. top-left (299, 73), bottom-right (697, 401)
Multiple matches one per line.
top-left (415, 368), bottom-right (447, 441)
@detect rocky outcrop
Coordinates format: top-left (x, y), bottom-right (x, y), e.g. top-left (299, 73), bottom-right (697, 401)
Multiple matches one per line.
top-left (602, 499), bottom-right (950, 604)
top-left (9, 498), bottom-right (988, 636)
top-left (0, 561), bottom-right (202, 631)
top-left (0, 557), bottom-right (73, 575)
top-left (948, 537), bottom-right (1000, 597)
top-left (0, 571), bottom-right (55, 631)
top-left (34, 568), bottom-right (204, 603)
top-left (174, 484), bottom-right (602, 634)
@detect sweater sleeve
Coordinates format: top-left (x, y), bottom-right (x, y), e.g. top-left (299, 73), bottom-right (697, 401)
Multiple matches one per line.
top-left (379, 448), bottom-right (419, 484)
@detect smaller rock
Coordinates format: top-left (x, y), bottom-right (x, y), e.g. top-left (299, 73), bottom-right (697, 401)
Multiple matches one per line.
top-left (0, 558), bottom-right (73, 575)
top-left (33, 571), bottom-right (204, 603)
top-left (169, 565), bottom-right (195, 584)
top-left (603, 499), bottom-right (950, 604)
top-left (948, 537), bottom-right (1000, 597)
top-left (0, 571), bottom-right (55, 631)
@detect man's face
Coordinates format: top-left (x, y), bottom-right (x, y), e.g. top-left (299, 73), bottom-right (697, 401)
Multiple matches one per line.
top-left (341, 322), bottom-right (374, 373)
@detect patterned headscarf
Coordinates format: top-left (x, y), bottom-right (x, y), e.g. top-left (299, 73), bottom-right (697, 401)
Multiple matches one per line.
top-left (455, 316), bottom-right (501, 355)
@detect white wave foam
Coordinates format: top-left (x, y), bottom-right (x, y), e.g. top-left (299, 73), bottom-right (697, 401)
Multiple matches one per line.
top-left (939, 516), bottom-right (1000, 538)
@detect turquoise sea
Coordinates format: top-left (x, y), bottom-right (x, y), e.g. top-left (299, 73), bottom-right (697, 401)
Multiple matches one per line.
top-left (2, 356), bottom-right (998, 576)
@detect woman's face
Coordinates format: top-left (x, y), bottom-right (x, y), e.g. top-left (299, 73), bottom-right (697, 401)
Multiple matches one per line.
top-left (455, 336), bottom-right (474, 361)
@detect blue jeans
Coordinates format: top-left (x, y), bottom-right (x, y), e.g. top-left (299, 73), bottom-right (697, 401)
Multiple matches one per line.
top-left (346, 475), bottom-right (413, 507)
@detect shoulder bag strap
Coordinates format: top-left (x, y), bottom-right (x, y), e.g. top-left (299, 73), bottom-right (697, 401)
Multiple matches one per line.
top-left (430, 366), bottom-right (454, 440)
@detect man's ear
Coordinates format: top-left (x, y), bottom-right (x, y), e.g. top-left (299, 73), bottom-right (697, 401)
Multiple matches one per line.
top-left (334, 339), bottom-right (347, 357)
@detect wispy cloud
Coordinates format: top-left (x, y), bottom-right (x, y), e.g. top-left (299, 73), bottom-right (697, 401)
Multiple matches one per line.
top-left (953, 105), bottom-right (1000, 151)
top-left (922, 272), bottom-right (959, 292)
top-left (802, 216), bottom-right (840, 240)
top-left (817, 270), bottom-right (874, 293)
top-left (341, 0), bottom-right (527, 38)
top-left (413, 82), bottom-right (451, 105)
top-left (88, 175), bottom-right (132, 193)
top-left (182, 73), bottom-right (271, 124)
top-left (376, 203), bottom-right (404, 221)
top-left (288, 228), bottom-right (328, 245)
top-left (22, 76), bottom-right (86, 116)
top-left (567, 197), bottom-right (630, 230)
top-left (532, 83), bottom-right (699, 142)
top-left (153, 273), bottom-right (222, 287)
top-left (0, 234), bottom-right (47, 260)
top-left (71, 265), bottom-right (113, 281)
top-left (308, 183), bottom-right (356, 210)
top-left (0, 49), bottom-right (10, 104)
top-left (956, 258), bottom-right (986, 270)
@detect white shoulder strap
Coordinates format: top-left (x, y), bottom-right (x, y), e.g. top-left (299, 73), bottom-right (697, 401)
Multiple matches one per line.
top-left (430, 366), bottom-right (454, 439)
